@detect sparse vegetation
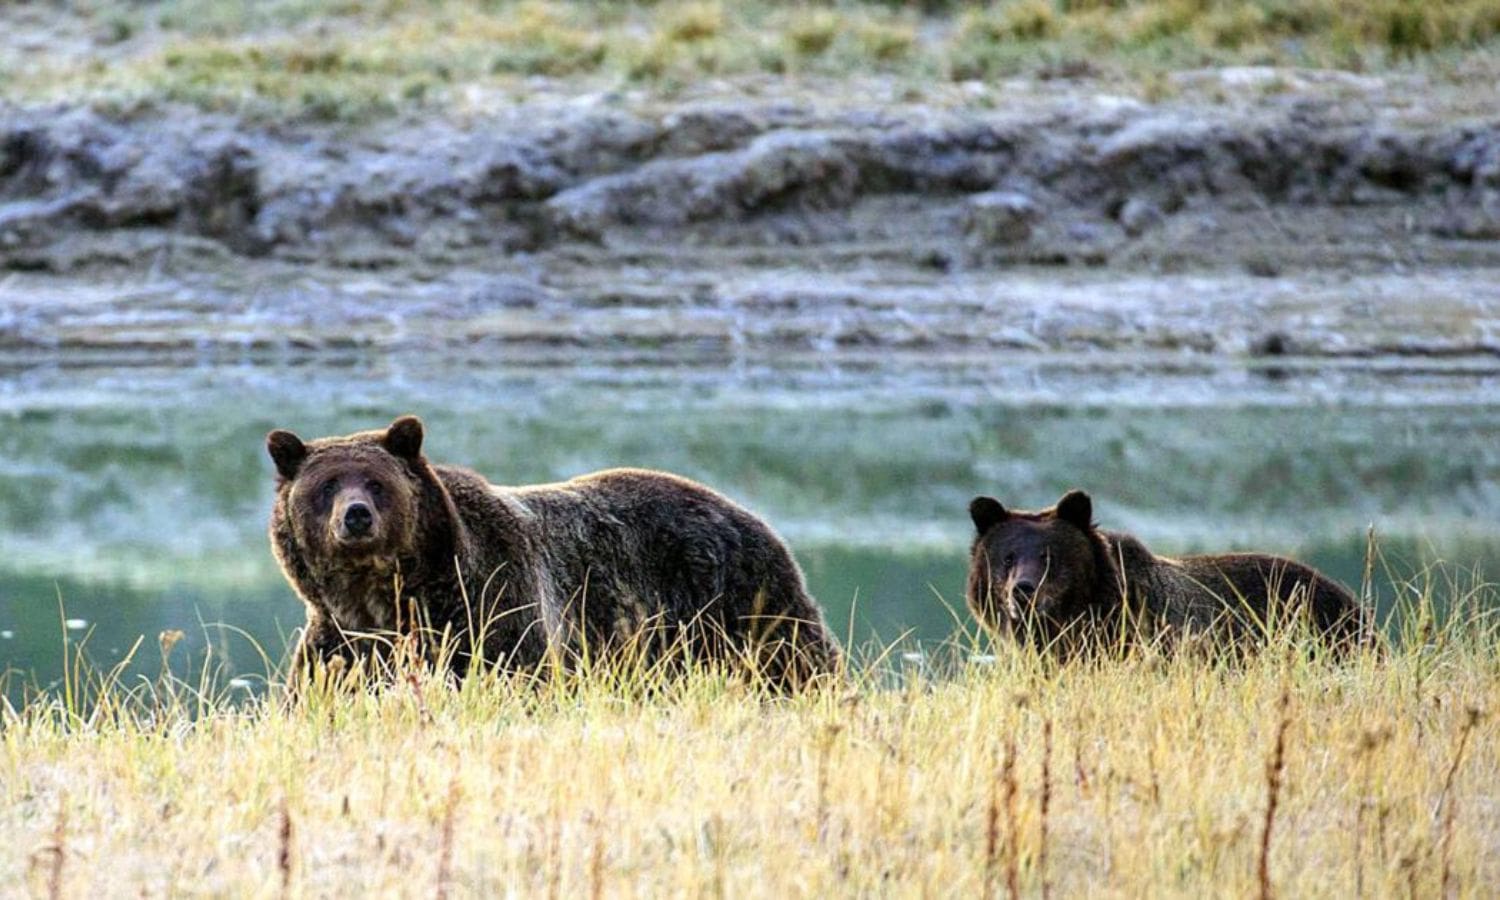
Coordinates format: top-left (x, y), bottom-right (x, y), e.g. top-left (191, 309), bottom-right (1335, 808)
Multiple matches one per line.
top-left (8, 1), bottom-right (1500, 121)
top-left (2, 562), bottom-right (1497, 895)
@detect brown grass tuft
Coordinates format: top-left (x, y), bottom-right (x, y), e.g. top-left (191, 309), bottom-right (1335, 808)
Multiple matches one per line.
top-left (277, 799), bottom-right (293, 895)
top-left (1258, 684), bottom-right (1293, 900)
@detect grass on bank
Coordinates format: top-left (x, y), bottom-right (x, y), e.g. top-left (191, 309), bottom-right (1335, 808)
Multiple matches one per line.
top-left (1, 563), bottom-right (1498, 896)
top-left (9, 1), bottom-right (1500, 121)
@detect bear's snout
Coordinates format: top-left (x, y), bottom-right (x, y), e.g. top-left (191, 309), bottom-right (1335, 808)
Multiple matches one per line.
top-left (343, 502), bottom-right (373, 538)
top-left (1001, 578), bottom-right (1037, 622)
top-left (331, 494), bottom-right (382, 547)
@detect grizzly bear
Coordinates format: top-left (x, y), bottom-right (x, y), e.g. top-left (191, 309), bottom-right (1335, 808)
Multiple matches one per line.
top-left (267, 415), bottom-right (840, 688)
top-left (965, 489), bottom-right (1372, 654)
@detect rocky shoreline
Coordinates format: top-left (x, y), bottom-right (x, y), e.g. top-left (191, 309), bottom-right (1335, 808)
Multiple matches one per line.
top-left (4, 71), bottom-right (1500, 357)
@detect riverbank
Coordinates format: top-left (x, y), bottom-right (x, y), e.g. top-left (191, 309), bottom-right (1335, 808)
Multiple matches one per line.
top-left (6, 69), bottom-right (1500, 357)
top-left (6, 3), bottom-right (1500, 358)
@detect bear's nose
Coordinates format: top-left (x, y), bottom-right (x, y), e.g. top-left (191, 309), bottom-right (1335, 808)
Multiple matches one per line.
top-left (343, 502), bottom-right (373, 537)
top-left (1012, 580), bottom-right (1037, 601)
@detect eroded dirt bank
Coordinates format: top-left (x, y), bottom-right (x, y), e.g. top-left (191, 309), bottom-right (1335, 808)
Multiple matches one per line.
top-left (4, 71), bottom-right (1500, 357)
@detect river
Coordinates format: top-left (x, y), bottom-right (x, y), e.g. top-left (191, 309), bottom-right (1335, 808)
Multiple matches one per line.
top-left (2, 352), bottom-right (1498, 696)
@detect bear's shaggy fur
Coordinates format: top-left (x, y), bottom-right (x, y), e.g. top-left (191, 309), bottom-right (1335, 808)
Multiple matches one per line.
top-left (267, 416), bottom-right (840, 688)
top-left (965, 489), bottom-right (1372, 654)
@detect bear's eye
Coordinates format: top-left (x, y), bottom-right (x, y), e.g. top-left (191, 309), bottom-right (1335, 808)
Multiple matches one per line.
top-left (367, 480), bottom-right (384, 497)
top-left (1002, 553), bottom-right (1016, 570)
top-left (319, 480), bottom-right (338, 501)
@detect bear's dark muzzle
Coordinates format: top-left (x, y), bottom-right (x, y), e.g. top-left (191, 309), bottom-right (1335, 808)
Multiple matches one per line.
top-left (342, 502), bottom-right (373, 538)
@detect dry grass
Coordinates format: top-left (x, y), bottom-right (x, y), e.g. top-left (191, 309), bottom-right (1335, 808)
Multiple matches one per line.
top-left (1, 583), bottom-right (1497, 897)
top-left (10, 0), bottom-right (1500, 120)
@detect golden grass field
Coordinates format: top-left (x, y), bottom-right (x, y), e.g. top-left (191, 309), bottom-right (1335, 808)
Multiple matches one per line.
top-left (2, 579), bottom-right (1496, 898)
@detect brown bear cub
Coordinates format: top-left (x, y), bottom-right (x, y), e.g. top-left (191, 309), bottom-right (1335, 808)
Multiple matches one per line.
top-left (267, 416), bottom-right (840, 689)
top-left (966, 489), bottom-right (1372, 655)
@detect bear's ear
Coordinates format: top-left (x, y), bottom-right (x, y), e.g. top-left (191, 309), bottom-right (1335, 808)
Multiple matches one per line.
top-left (267, 430), bottom-right (307, 481)
top-left (1055, 489), bottom-right (1094, 531)
top-left (383, 415), bottom-right (425, 461)
top-left (969, 496), bottom-right (1009, 534)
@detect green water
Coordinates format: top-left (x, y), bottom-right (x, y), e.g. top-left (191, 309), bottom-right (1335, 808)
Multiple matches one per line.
top-left (3, 356), bottom-right (1499, 693)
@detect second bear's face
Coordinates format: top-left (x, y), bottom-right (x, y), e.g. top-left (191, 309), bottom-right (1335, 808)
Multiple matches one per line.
top-left (967, 490), bottom-right (1099, 630)
top-left (267, 417), bottom-right (426, 566)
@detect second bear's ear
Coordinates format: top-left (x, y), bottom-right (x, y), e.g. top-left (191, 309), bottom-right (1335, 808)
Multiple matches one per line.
top-left (1055, 489), bottom-right (1093, 530)
top-left (267, 430), bottom-right (307, 480)
top-left (383, 415), bottom-right (425, 460)
top-left (969, 496), bottom-right (1009, 534)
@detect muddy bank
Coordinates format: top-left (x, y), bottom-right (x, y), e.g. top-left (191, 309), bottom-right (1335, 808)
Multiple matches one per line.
top-left (3, 73), bottom-right (1500, 356)
top-left (7, 84), bottom-right (1500, 267)
top-left (3, 263), bottom-right (1499, 358)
